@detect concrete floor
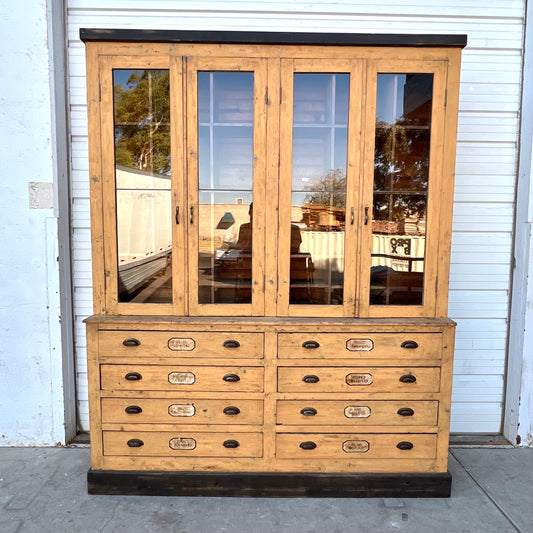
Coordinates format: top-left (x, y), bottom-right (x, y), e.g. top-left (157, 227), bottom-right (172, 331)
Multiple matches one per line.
top-left (0, 446), bottom-right (531, 533)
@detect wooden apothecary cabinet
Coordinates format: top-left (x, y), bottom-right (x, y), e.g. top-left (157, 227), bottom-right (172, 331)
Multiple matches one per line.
top-left (82, 29), bottom-right (466, 497)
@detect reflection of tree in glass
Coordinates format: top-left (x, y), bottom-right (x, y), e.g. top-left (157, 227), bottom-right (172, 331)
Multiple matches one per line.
top-left (114, 70), bottom-right (170, 174)
top-left (304, 168), bottom-right (346, 208)
top-left (373, 119), bottom-right (429, 223)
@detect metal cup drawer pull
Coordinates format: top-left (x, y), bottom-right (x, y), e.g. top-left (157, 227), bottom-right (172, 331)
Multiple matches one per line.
top-left (223, 439), bottom-right (240, 449)
top-left (302, 374), bottom-right (320, 384)
top-left (127, 438), bottom-right (144, 448)
top-left (122, 338), bottom-right (141, 347)
top-left (223, 373), bottom-right (240, 383)
top-left (300, 407), bottom-right (317, 417)
top-left (124, 405), bottom-right (142, 415)
top-left (397, 407), bottom-right (415, 417)
top-left (401, 340), bottom-right (419, 349)
top-left (399, 374), bottom-right (417, 383)
top-left (300, 441), bottom-right (317, 450)
top-left (223, 340), bottom-right (240, 348)
top-left (125, 372), bottom-right (142, 381)
top-left (223, 406), bottom-right (241, 416)
top-left (302, 340), bottom-right (320, 349)
top-left (168, 371), bottom-right (196, 385)
top-left (397, 441), bottom-right (414, 450)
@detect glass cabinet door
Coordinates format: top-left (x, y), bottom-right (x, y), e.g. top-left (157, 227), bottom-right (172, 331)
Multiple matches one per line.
top-left (361, 62), bottom-right (447, 317)
top-left (186, 59), bottom-right (267, 315)
top-left (112, 68), bottom-right (173, 305)
top-left (278, 60), bottom-right (362, 316)
top-left (99, 55), bottom-right (184, 315)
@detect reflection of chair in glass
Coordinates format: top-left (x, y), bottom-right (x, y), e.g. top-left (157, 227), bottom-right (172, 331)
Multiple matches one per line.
top-left (289, 252), bottom-right (314, 303)
top-left (370, 264), bottom-right (424, 305)
top-left (289, 224), bottom-right (317, 303)
top-left (213, 203), bottom-right (253, 302)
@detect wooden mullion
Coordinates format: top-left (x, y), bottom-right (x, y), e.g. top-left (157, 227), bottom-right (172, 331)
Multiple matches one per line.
top-left (251, 60), bottom-right (268, 316)
top-left (170, 55), bottom-right (187, 315)
top-left (358, 61), bottom-right (378, 318)
top-left (264, 58), bottom-right (281, 316)
top-left (276, 59), bottom-right (294, 316)
top-left (343, 59), bottom-right (364, 317)
top-left (185, 56), bottom-right (200, 316)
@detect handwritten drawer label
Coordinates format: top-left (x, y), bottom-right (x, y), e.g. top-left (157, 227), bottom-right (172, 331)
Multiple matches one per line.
top-left (344, 406), bottom-right (371, 418)
top-left (345, 373), bottom-right (373, 386)
top-left (346, 338), bottom-right (374, 352)
top-left (169, 437), bottom-right (196, 450)
top-left (168, 372), bottom-right (196, 385)
top-left (342, 440), bottom-right (370, 453)
top-left (168, 337), bottom-right (196, 351)
top-left (168, 404), bottom-right (196, 417)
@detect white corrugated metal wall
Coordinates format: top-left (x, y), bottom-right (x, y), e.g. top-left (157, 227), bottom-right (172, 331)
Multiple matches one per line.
top-left (66, 0), bottom-right (525, 433)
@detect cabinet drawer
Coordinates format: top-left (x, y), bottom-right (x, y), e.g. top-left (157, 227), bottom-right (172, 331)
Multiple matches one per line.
top-left (276, 433), bottom-right (437, 459)
top-left (278, 332), bottom-right (441, 359)
top-left (277, 367), bottom-right (440, 393)
top-left (102, 398), bottom-right (263, 425)
top-left (103, 431), bottom-right (263, 457)
top-left (276, 400), bottom-right (438, 426)
top-left (101, 365), bottom-right (264, 392)
top-left (99, 331), bottom-right (264, 358)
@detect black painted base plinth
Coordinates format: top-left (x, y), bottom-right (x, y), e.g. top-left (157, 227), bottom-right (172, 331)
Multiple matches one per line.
top-left (87, 469), bottom-right (452, 497)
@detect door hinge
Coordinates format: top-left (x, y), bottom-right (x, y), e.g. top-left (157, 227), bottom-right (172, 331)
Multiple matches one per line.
top-left (444, 89), bottom-right (447, 108)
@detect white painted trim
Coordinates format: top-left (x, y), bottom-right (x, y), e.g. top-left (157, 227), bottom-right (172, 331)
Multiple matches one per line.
top-left (505, 0), bottom-right (533, 447)
top-left (47, 0), bottom-right (78, 442)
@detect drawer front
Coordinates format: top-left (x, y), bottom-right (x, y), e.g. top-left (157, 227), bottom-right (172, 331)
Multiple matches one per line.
top-left (103, 431), bottom-right (263, 457)
top-left (276, 433), bottom-right (437, 459)
top-left (101, 365), bottom-right (264, 392)
top-left (99, 331), bottom-right (264, 358)
top-left (277, 367), bottom-right (440, 393)
top-left (102, 398), bottom-right (263, 425)
top-left (276, 400), bottom-right (438, 426)
top-left (278, 332), bottom-right (441, 359)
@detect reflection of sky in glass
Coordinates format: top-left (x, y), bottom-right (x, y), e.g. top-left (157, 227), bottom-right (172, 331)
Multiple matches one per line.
top-left (113, 69), bottom-right (136, 88)
top-left (292, 73), bottom-right (349, 193)
top-left (198, 72), bottom-right (254, 196)
top-left (376, 75), bottom-right (406, 124)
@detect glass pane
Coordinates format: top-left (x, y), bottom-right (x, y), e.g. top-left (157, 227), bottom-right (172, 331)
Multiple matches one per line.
top-left (113, 69), bottom-right (172, 303)
top-left (290, 73), bottom-right (349, 305)
top-left (370, 74), bottom-right (433, 306)
top-left (197, 72), bottom-right (254, 304)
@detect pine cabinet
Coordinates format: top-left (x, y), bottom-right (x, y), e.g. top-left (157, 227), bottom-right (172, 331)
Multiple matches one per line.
top-left (82, 30), bottom-right (466, 497)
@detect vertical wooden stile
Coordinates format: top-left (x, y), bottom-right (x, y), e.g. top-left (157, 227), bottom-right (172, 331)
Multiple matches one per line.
top-left (86, 44), bottom-right (105, 314)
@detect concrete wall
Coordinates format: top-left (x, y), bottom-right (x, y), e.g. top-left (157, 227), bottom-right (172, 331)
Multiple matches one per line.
top-left (0, 0), bottom-right (74, 445)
